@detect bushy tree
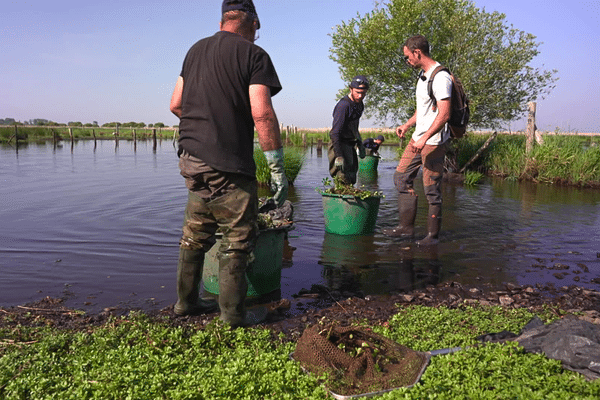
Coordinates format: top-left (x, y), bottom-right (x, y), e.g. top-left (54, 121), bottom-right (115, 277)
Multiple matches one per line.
top-left (329, 0), bottom-right (557, 129)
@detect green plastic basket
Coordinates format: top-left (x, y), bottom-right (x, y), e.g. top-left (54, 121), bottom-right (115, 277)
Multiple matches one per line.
top-left (202, 227), bottom-right (287, 297)
top-left (322, 193), bottom-right (380, 235)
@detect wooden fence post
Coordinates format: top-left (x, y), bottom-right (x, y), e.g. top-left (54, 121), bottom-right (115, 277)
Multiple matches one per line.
top-left (152, 128), bottom-right (157, 151)
top-left (526, 102), bottom-right (536, 154)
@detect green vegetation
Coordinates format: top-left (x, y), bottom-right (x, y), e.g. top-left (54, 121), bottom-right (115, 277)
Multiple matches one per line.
top-left (254, 146), bottom-right (306, 187)
top-left (318, 177), bottom-right (385, 199)
top-left (453, 133), bottom-right (600, 186)
top-left (464, 170), bottom-right (485, 186)
top-left (329, 0), bottom-right (557, 129)
top-left (1, 305), bottom-right (598, 399)
top-left (373, 305), bottom-right (600, 399)
top-left (0, 315), bottom-right (328, 399)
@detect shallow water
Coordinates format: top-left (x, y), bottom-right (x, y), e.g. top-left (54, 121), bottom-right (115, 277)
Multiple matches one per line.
top-left (1, 140), bottom-right (599, 312)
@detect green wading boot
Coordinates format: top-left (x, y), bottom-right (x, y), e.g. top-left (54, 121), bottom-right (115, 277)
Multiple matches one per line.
top-left (174, 248), bottom-right (219, 316)
top-left (382, 194), bottom-right (417, 238)
top-left (218, 252), bottom-right (268, 328)
top-left (416, 205), bottom-right (442, 246)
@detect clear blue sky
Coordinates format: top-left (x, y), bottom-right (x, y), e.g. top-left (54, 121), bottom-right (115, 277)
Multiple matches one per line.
top-left (2, 0), bottom-right (599, 132)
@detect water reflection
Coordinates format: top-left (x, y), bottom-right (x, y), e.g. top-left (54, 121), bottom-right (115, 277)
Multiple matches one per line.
top-left (319, 232), bottom-right (443, 296)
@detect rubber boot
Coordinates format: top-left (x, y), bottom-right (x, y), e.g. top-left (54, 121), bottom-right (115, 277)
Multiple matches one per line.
top-left (382, 194), bottom-right (417, 238)
top-left (218, 252), bottom-right (250, 328)
top-left (416, 205), bottom-right (442, 246)
top-left (174, 248), bottom-right (218, 316)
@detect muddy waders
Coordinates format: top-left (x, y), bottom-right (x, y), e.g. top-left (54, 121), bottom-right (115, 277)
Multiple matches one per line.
top-left (174, 248), bottom-right (219, 316)
top-left (382, 194), bottom-right (417, 238)
top-left (218, 252), bottom-right (249, 328)
top-left (416, 204), bottom-right (442, 246)
top-left (217, 251), bottom-right (269, 328)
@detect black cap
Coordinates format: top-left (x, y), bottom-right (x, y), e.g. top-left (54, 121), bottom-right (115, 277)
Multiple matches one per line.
top-left (376, 135), bottom-right (385, 142)
top-left (350, 75), bottom-right (369, 90)
top-left (222, 0), bottom-right (260, 29)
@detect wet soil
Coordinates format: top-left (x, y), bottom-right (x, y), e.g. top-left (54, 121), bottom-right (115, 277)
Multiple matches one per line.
top-left (2, 282), bottom-right (600, 344)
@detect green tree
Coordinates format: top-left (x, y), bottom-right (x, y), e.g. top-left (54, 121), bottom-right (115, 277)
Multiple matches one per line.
top-left (329, 0), bottom-right (557, 129)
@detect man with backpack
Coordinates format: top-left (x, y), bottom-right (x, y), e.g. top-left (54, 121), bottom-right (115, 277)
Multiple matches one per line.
top-left (382, 35), bottom-right (452, 245)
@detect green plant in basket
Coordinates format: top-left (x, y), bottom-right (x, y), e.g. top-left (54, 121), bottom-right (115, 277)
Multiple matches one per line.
top-left (317, 177), bottom-right (384, 200)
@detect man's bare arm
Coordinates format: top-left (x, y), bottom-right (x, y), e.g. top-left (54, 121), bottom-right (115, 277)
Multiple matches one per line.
top-left (249, 84), bottom-right (282, 151)
top-left (169, 76), bottom-right (184, 118)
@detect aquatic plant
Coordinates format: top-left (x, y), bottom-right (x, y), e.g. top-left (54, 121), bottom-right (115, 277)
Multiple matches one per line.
top-left (464, 170), bottom-right (485, 185)
top-left (317, 176), bottom-right (384, 200)
top-left (1, 306), bottom-right (599, 398)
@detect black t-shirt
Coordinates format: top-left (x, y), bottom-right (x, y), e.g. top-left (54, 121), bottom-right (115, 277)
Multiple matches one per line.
top-left (178, 31), bottom-right (282, 177)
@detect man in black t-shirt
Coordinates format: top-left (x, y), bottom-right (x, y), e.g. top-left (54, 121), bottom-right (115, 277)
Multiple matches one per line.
top-left (169, 0), bottom-right (287, 328)
top-left (328, 75), bottom-right (369, 185)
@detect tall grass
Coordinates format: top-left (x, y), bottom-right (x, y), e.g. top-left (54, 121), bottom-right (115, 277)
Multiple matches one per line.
top-left (480, 134), bottom-right (600, 185)
top-left (450, 133), bottom-right (600, 186)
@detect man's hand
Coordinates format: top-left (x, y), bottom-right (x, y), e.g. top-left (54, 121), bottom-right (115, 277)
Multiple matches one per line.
top-left (411, 136), bottom-right (426, 152)
top-left (396, 124), bottom-right (409, 138)
top-left (334, 157), bottom-right (345, 171)
top-left (264, 148), bottom-right (288, 207)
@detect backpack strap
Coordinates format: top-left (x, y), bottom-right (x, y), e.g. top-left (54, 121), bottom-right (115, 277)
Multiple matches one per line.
top-left (427, 65), bottom-right (450, 109)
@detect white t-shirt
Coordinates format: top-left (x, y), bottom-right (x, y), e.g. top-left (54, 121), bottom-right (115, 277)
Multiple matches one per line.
top-left (414, 63), bottom-right (452, 146)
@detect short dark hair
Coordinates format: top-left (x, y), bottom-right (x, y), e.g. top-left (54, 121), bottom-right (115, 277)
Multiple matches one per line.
top-left (404, 35), bottom-right (430, 56)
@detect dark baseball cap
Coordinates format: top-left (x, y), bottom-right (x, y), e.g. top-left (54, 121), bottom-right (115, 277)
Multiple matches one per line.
top-left (350, 75), bottom-right (369, 89)
top-left (376, 135), bottom-right (385, 142)
top-left (222, 0), bottom-right (260, 29)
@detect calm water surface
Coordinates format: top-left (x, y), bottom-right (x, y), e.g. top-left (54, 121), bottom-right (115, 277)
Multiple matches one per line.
top-left (1, 140), bottom-right (599, 313)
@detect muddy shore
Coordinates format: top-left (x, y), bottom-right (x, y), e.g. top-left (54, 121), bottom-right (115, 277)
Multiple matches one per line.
top-left (2, 282), bottom-right (599, 344)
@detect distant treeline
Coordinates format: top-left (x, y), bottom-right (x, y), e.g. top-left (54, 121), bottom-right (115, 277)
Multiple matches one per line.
top-left (0, 118), bottom-right (174, 128)
top-left (0, 125), bottom-right (178, 142)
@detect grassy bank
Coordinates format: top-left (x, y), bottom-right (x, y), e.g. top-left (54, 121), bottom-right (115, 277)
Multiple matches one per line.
top-left (1, 305), bottom-right (598, 399)
top-left (452, 133), bottom-right (600, 187)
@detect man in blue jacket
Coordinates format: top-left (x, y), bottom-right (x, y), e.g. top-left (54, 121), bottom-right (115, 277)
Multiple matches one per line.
top-left (328, 75), bottom-right (369, 185)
